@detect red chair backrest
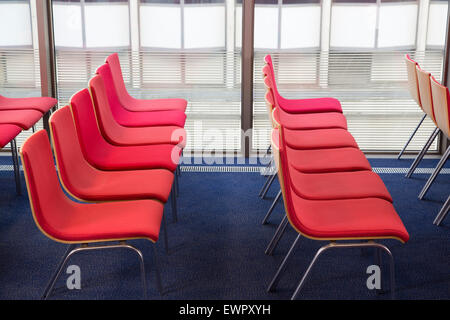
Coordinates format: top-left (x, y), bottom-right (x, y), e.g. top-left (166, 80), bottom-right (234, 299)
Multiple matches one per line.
top-left (69, 88), bottom-right (111, 165)
top-left (95, 63), bottom-right (128, 121)
top-left (105, 53), bottom-right (132, 105)
top-left (20, 130), bottom-right (74, 242)
top-left (89, 73), bottom-right (124, 144)
top-left (49, 106), bottom-right (98, 199)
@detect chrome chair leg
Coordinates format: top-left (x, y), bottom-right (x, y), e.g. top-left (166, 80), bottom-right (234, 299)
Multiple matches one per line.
top-left (260, 174), bottom-right (276, 199)
top-left (398, 114), bottom-right (427, 159)
top-left (10, 138), bottom-right (21, 195)
top-left (170, 184), bottom-right (178, 223)
top-left (265, 214), bottom-right (289, 256)
top-left (290, 241), bottom-right (395, 300)
top-left (42, 241), bottom-right (149, 300)
top-left (262, 189), bottom-right (282, 225)
top-left (418, 145), bottom-right (450, 199)
top-left (258, 167), bottom-right (273, 197)
top-left (433, 195), bottom-right (450, 226)
top-left (41, 244), bottom-right (77, 299)
top-left (267, 234), bottom-right (301, 292)
top-left (405, 127), bottom-right (440, 178)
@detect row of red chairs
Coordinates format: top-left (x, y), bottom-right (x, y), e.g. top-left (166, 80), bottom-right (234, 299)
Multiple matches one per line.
top-left (403, 55), bottom-right (450, 225)
top-left (0, 95), bottom-right (56, 194)
top-left (20, 53), bottom-right (186, 299)
top-left (261, 55), bottom-right (409, 299)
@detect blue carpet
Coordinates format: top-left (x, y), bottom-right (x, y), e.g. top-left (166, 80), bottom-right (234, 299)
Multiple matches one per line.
top-left (0, 157), bottom-right (449, 300)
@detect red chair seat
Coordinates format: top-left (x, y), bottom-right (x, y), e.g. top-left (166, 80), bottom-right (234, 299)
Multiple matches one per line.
top-left (96, 64), bottom-right (186, 128)
top-left (89, 75), bottom-right (186, 147)
top-left (50, 106), bottom-right (174, 203)
top-left (105, 53), bottom-right (187, 112)
top-left (21, 130), bottom-right (164, 243)
top-left (70, 88), bottom-right (181, 172)
top-left (284, 127), bottom-right (358, 149)
top-left (274, 107), bottom-right (348, 130)
top-left (0, 124), bottom-right (22, 148)
top-left (112, 102), bottom-right (186, 128)
top-left (286, 145), bottom-right (371, 173)
top-left (122, 98), bottom-right (187, 113)
top-left (287, 188), bottom-right (409, 242)
top-left (0, 95), bottom-right (56, 113)
top-left (278, 97), bottom-right (342, 114)
top-left (288, 163), bottom-right (392, 202)
top-left (262, 55), bottom-right (342, 114)
top-left (0, 109), bottom-right (43, 130)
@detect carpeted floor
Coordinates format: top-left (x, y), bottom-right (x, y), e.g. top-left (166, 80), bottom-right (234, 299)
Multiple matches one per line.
top-left (0, 156), bottom-right (449, 300)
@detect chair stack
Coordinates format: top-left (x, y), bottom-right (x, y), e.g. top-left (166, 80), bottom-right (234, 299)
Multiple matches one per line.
top-left (261, 54), bottom-right (409, 300)
top-left (0, 94), bottom-right (56, 194)
top-left (21, 53), bottom-right (187, 299)
top-left (401, 55), bottom-right (450, 225)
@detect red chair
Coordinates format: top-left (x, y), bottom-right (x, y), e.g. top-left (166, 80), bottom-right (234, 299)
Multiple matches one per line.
top-left (69, 88), bottom-right (181, 172)
top-left (0, 109), bottom-right (44, 130)
top-left (268, 91), bottom-right (348, 130)
top-left (89, 74), bottom-right (186, 147)
top-left (21, 130), bottom-right (164, 299)
top-left (96, 63), bottom-right (186, 128)
top-left (267, 126), bottom-right (409, 299)
top-left (105, 53), bottom-right (187, 112)
top-left (271, 106), bottom-right (356, 149)
top-left (259, 80), bottom-right (347, 199)
top-left (49, 106), bottom-right (178, 228)
top-left (263, 55), bottom-right (343, 114)
top-left (0, 124), bottom-right (23, 194)
top-left (0, 94), bottom-right (57, 113)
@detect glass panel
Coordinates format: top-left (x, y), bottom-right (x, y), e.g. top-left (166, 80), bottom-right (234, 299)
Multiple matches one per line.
top-left (0, 0), bottom-right (42, 148)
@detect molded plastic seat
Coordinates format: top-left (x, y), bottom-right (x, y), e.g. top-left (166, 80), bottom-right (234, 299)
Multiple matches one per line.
top-left (263, 55), bottom-right (342, 114)
top-left (288, 163), bottom-right (392, 202)
top-left (70, 88), bottom-right (181, 172)
top-left (270, 129), bottom-right (391, 202)
top-left (286, 145), bottom-right (371, 173)
top-left (286, 188), bottom-right (409, 242)
top-left (283, 127), bottom-right (357, 150)
top-left (0, 109), bottom-right (43, 130)
top-left (0, 95), bottom-right (57, 113)
top-left (21, 130), bottom-right (163, 243)
top-left (50, 106), bottom-right (174, 203)
top-left (89, 75), bottom-right (186, 147)
top-left (0, 124), bottom-right (22, 148)
top-left (272, 127), bottom-right (408, 242)
top-left (268, 92), bottom-right (347, 130)
top-left (96, 63), bottom-right (186, 127)
top-left (105, 53), bottom-right (187, 112)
